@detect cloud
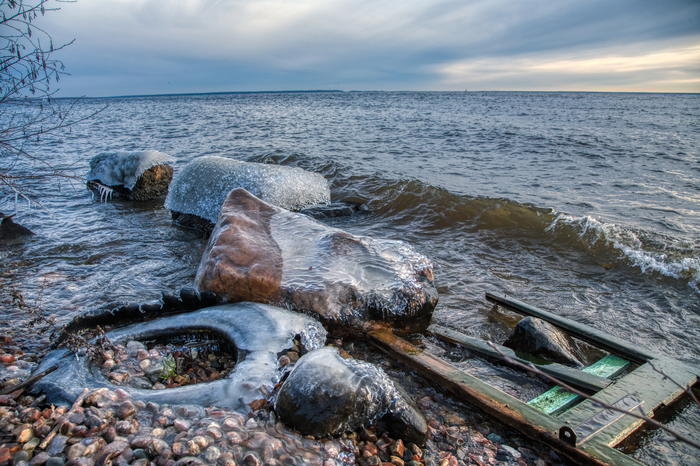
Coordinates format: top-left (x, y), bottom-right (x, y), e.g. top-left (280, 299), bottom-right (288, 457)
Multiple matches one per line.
top-left (437, 40), bottom-right (700, 92)
top-left (41, 0), bottom-right (700, 95)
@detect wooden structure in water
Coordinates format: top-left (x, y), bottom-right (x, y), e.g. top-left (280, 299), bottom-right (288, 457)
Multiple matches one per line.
top-left (367, 293), bottom-right (699, 466)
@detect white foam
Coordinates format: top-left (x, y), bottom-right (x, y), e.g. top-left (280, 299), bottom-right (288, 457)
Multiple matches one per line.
top-left (164, 156), bottom-right (330, 223)
top-left (548, 213), bottom-right (700, 291)
top-left (87, 150), bottom-right (174, 190)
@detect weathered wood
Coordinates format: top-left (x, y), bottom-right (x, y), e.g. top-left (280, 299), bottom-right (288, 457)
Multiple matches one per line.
top-left (429, 324), bottom-right (611, 393)
top-left (367, 329), bottom-right (643, 466)
top-left (0, 364), bottom-right (58, 395)
top-left (528, 354), bottom-right (629, 416)
top-left (485, 293), bottom-right (659, 364)
top-left (38, 387), bottom-right (89, 450)
top-left (558, 357), bottom-right (698, 448)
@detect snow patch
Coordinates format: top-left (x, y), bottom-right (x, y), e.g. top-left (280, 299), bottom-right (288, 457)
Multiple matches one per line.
top-left (165, 156), bottom-right (330, 223)
top-left (87, 150), bottom-right (174, 190)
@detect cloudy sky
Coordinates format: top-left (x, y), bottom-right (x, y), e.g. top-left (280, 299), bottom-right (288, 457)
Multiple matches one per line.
top-left (41, 0), bottom-right (700, 97)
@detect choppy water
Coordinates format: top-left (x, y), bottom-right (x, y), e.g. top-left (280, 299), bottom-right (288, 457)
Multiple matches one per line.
top-left (1, 91), bottom-right (699, 465)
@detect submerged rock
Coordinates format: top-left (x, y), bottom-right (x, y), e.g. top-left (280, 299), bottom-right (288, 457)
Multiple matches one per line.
top-left (164, 156), bottom-right (330, 231)
top-left (195, 188), bottom-right (437, 336)
top-left (0, 213), bottom-right (33, 245)
top-left (32, 302), bottom-right (327, 411)
top-left (275, 346), bottom-right (428, 445)
top-left (87, 150), bottom-right (174, 201)
top-left (504, 316), bottom-right (584, 368)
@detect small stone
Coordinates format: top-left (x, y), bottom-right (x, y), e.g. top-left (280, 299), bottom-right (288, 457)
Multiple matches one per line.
top-left (203, 446), bottom-right (221, 463)
top-left (23, 437), bottom-right (40, 451)
top-left (28, 451), bottom-right (50, 466)
top-left (390, 439), bottom-right (405, 458)
top-left (47, 435), bottom-right (68, 456)
top-left (46, 458), bottom-right (65, 466)
top-left (67, 443), bottom-right (86, 460)
top-left (277, 356), bottom-right (291, 369)
top-left (360, 429), bottom-right (378, 443)
top-left (18, 427), bottom-right (35, 443)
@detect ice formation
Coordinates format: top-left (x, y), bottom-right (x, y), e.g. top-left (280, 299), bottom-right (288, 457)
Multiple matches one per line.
top-left (31, 302), bottom-right (327, 411)
top-left (164, 156), bottom-right (331, 223)
top-left (195, 189), bottom-right (437, 336)
top-left (87, 150), bottom-right (174, 189)
top-left (90, 182), bottom-right (114, 202)
top-left (275, 346), bottom-right (426, 440)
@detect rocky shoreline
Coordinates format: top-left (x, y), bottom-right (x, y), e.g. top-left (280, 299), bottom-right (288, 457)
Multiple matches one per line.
top-left (0, 335), bottom-right (566, 466)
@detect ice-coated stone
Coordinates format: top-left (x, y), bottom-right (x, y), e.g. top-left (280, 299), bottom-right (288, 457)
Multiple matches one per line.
top-left (195, 188), bottom-right (437, 336)
top-left (164, 156), bottom-right (330, 225)
top-left (504, 316), bottom-right (584, 368)
top-left (275, 346), bottom-right (427, 444)
top-left (87, 150), bottom-right (174, 200)
top-left (31, 302), bottom-right (327, 411)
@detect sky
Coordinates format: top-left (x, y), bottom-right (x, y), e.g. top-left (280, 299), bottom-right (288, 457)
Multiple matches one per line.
top-left (36, 0), bottom-right (700, 97)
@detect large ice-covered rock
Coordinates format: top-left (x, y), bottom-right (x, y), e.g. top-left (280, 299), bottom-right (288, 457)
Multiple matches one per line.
top-left (87, 150), bottom-right (174, 201)
top-left (31, 302), bottom-right (327, 411)
top-left (164, 156), bottom-right (331, 229)
top-left (275, 346), bottom-right (428, 444)
top-left (195, 188), bottom-right (437, 336)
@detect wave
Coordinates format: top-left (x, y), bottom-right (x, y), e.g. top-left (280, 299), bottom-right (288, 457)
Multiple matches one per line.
top-left (247, 151), bottom-right (700, 292)
top-left (547, 214), bottom-right (700, 291)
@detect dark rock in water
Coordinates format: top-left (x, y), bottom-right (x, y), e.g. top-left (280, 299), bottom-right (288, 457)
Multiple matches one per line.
top-left (300, 201), bottom-right (363, 219)
top-left (504, 317), bottom-right (584, 368)
top-left (33, 302), bottom-right (327, 411)
top-left (275, 346), bottom-right (428, 445)
top-left (195, 188), bottom-right (437, 337)
top-left (0, 213), bottom-right (33, 245)
top-left (87, 151), bottom-right (174, 201)
top-left (170, 211), bottom-right (215, 235)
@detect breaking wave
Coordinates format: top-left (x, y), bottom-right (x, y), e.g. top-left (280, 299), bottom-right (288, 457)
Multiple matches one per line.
top-left (547, 213), bottom-right (700, 291)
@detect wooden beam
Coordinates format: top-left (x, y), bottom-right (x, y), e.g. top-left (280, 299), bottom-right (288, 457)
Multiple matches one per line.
top-left (367, 329), bottom-right (643, 466)
top-left (429, 324), bottom-right (612, 393)
top-left (485, 293), bottom-right (659, 364)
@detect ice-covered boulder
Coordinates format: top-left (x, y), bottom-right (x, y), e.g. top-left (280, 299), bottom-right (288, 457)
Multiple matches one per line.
top-left (164, 156), bottom-right (330, 231)
top-left (275, 346), bottom-right (428, 444)
top-left (504, 317), bottom-right (585, 368)
top-left (87, 150), bottom-right (174, 201)
top-left (195, 188), bottom-right (437, 336)
top-left (31, 302), bottom-right (327, 411)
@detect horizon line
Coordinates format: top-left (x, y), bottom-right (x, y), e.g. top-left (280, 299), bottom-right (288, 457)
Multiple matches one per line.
top-left (55, 89), bottom-right (700, 100)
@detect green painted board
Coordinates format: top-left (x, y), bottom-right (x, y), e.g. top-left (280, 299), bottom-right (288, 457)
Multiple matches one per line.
top-left (529, 354), bottom-right (630, 416)
top-left (429, 324), bottom-right (612, 393)
top-left (559, 357), bottom-right (698, 447)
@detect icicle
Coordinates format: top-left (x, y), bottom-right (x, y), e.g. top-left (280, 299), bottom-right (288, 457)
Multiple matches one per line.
top-left (90, 182), bottom-right (114, 203)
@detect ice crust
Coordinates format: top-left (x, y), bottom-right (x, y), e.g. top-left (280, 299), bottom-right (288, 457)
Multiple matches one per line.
top-left (275, 346), bottom-right (409, 435)
top-left (164, 156), bottom-right (331, 223)
top-left (270, 211), bottom-right (434, 320)
top-left (32, 302), bottom-right (327, 411)
top-left (87, 150), bottom-right (174, 189)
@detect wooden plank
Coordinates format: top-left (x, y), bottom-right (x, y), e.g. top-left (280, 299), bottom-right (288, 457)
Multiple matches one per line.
top-left (485, 293), bottom-right (661, 364)
top-left (429, 324), bottom-right (612, 393)
top-left (367, 329), bottom-right (644, 466)
top-left (558, 357), bottom-right (698, 447)
top-left (529, 355), bottom-right (630, 416)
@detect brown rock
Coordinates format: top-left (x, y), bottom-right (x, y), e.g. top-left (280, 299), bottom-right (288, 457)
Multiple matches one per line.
top-left (195, 188), bottom-right (283, 303)
top-left (196, 188), bottom-right (437, 337)
top-left (130, 164), bottom-right (173, 201)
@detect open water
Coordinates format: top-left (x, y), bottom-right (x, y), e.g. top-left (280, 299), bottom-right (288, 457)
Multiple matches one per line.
top-left (1, 91), bottom-right (699, 465)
